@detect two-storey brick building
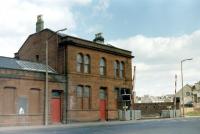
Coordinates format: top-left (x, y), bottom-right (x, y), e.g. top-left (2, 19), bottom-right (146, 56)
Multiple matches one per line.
top-left (0, 15), bottom-right (134, 125)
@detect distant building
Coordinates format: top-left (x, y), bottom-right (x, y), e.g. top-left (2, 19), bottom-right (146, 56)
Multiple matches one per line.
top-left (176, 82), bottom-right (200, 107)
top-left (135, 95), bottom-right (173, 103)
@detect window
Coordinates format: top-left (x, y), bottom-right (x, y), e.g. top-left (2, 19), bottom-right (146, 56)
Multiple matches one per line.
top-left (84, 55), bottom-right (90, 73)
top-left (100, 58), bottom-right (106, 76)
top-left (114, 60), bottom-right (119, 78)
top-left (36, 55), bottom-right (39, 62)
top-left (77, 53), bottom-right (90, 74)
top-left (119, 62), bottom-right (125, 78)
top-left (84, 86), bottom-right (90, 97)
top-left (1, 87), bottom-right (16, 114)
top-left (186, 92), bottom-right (190, 96)
top-left (76, 53), bottom-right (83, 72)
top-left (76, 85), bottom-right (83, 97)
top-left (99, 88), bottom-right (107, 100)
top-left (76, 85), bottom-right (91, 110)
top-left (29, 88), bottom-right (41, 114)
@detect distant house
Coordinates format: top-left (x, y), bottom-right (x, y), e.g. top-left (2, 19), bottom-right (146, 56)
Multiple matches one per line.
top-left (175, 82), bottom-right (200, 108)
top-left (192, 82), bottom-right (200, 107)
top-left (176, 84), bottom-right (193, 106)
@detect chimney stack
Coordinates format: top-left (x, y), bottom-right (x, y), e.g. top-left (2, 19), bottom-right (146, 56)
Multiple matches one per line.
top-left (93, 33), bottom-right (104, 44)
top-left (36, 15), bottom-right (44, 32)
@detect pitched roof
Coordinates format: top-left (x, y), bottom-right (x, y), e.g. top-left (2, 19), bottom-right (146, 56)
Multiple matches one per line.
top-left (0, 56), bottom-right (56, 73)
top-left (18, 29), bottom-right (133, 58)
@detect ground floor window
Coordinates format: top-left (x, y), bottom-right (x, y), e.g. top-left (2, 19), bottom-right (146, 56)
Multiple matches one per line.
top-left (1, 87), bottom-right (16, 114)
top-left (29, 88), bottom-right (41, 114)
top-left (76, 85), bottom-right (91, 110)
top-left (114, 87), bottom-right (132, 110)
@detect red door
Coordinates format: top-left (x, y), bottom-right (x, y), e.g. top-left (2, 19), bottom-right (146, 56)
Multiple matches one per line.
top-left (99, 100), bottom-right (106, 121)
top-left (99, 88), bottom-right (107, 121)
top-left (51, 98), bottom-right (61, 123)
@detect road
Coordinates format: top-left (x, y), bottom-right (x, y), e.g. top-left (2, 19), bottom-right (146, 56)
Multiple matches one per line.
top-left (1, 118), bottom-right (200, 134)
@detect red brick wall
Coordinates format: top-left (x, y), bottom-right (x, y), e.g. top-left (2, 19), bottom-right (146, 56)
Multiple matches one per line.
top-left (17, 30), bottom-right (62, 72)
top-left (16, 30), bottom-right (133, 122)
top-left (66, 45), bottom-right (132, 121)
top-left (0, 69), bottom-right (65, 126)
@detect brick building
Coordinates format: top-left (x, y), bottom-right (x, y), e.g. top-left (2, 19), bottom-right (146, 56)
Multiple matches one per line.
top-left (0, 56), bottom-right (65, 126)
top-left (0, 16), bottom-right (134, 126)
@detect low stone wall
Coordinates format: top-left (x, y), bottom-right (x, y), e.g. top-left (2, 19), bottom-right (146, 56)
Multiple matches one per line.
top-left (133, 102), bottom-right (180, 116)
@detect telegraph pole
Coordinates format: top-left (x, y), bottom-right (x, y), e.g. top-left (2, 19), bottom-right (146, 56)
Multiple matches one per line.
top-left (174, 74), bottom-right (177, 117)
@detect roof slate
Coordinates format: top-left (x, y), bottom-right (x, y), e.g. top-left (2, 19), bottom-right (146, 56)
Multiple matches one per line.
top-left (0, 56), bottom-right (56, 73)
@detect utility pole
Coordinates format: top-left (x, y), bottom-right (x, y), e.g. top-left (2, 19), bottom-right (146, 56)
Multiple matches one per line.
top-left (174, 74), bottom-right (177, 118)
top-left (181, 58), bottom-right (192, 117)
top-left (45, 28), bottom-right (67, 126)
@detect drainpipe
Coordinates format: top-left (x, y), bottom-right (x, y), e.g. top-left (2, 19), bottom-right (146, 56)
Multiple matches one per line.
top-left (63, 44), bottom-right (68, 124)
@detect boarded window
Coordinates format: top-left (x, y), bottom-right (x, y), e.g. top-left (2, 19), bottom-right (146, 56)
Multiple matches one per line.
top-left (3, 87), bottom-right (16, 114)
top-left (29, 88), bottom-right (41, 114)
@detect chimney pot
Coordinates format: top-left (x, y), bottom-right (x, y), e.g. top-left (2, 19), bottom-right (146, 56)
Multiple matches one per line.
top-left (93, 32), bottom-right (104, 44)
top-left (36, 15), bottom-right (44, 32)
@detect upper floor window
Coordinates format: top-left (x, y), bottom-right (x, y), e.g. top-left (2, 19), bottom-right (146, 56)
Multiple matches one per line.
top-left (84, 55), bottom-right (90, 73)
top-left (99, 58), bottom-right (106, 76)
top-left (76, 53), bottom-right (83, 72)
top-left (114, 60), bottom-right (119, 78)
top-left (119, 62), bottom-right (125, 79)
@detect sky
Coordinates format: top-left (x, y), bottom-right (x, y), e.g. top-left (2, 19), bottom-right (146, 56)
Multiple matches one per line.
top-left (0, 0), bottom-right (200, 96)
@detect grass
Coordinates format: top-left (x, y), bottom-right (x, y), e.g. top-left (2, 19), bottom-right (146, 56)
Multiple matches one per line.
top-left (186, 110), bottom-right (200, 116)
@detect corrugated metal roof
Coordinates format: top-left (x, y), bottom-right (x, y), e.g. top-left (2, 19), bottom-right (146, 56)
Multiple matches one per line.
top-left (0, 56), bottom-right (56, 73)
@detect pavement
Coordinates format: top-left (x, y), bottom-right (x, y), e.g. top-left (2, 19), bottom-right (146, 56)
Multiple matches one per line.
top-left (0, 116), bottom-right (200, 131)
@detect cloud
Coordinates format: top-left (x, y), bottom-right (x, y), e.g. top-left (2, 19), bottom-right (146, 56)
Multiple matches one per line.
top-left (93, 0), bottom-right (110, 12)
top-left (0, 0), bottom-right (92, 57)
top-left (110, 30), bottom-right (200, 96)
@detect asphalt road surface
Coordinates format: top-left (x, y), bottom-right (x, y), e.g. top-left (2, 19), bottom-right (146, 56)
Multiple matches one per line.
top-left (1, 118), bottom-right (200, 134)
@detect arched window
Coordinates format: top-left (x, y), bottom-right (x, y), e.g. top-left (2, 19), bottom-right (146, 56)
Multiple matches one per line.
top-left (114, 60), bottom-right (119, 78)
top-left (84, 55), bottom-right (90, 73)
top-left (76, 53), bottom-right (83, 72)
top-left (76, 85), bottom-right (83, 97)
top-left (119, 62), bottom-right (125, 78)
top-left (99, 58), bottom-right (106, 76)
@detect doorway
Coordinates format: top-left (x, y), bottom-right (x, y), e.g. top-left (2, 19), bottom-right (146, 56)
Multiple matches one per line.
top-left (51, 90), bottom-right (62, 123)
top-left (99, 88), bottom-right (107, 121)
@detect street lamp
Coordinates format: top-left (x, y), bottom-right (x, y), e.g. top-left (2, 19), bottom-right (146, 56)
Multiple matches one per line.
top-left (45, 28), bottom-right (67, 126)
top-left (181, 58), bottom-right (192, 117)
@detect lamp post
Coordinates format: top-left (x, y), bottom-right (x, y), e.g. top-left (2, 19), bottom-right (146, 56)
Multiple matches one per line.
top-left (45, 28), bottom-right (67, 126)
top-left (174, 74), bottom-right (177, 118)
top-left (181, 58), bottom-right (192, 117)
